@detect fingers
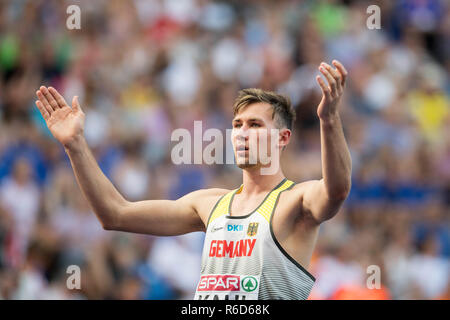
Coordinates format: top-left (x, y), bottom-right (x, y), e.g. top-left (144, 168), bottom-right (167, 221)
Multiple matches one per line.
top-left (48, 87), bottom-right (68, 108)
top-left (318, 60), bottom-right (348, 98)
top-left (36, 86), bottom-right (82, 120)
top-left (36, 89), bottom-right (54, 114)
top-left (39, 86), bottom-right (60, 111)
top-left (71, 96), bottom-right (82, 113)
top-left (319, 64), bottom-right (337, 96)
top-left (35, 100), bottom-right (50, 121)
top-left (316, 76), bottom-right (331, 100)
top-left (332, 60), bottom-right (347, 87)
top-left (322, 62), bottom-right (342, 93)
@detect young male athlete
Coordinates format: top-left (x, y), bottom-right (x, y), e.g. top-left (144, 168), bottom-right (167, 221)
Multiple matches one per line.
top-left (34, 60), bottom-right (352, 300)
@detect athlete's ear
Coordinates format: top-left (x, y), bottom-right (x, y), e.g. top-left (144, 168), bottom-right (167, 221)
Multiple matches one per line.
top-left (278, 128), bottom-right (291, 150)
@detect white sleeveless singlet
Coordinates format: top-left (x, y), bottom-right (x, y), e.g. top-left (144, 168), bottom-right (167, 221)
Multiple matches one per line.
top-left (194, 178), bottom-right (316, 300)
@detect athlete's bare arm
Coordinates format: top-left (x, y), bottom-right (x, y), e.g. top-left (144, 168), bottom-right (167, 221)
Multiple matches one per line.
top-left (301, 60), bottom-right (352, 224)
top-left (35, 86), bottom-right (227, 236)
top-left (114, 188), bottom-right (228, 235)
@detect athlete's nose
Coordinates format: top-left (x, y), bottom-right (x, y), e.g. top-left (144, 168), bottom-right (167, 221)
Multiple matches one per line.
top-left (234, 126), bottom-right (249, 142)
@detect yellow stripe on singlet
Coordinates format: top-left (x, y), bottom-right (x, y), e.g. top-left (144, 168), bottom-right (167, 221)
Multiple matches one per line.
top-left (208, 186), bottom-right (242, 225)
top-left (257, 179), bottom-right (295, 222)
top-left (208, 179), bottom-right (296, 225)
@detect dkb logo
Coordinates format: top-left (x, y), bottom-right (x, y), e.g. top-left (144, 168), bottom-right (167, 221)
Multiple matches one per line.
top-left (227, 224), bottom-right (244, 232)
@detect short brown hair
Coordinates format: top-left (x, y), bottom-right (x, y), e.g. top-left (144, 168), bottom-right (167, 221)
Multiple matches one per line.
top-left (233, 88), bottom-right (296, 130)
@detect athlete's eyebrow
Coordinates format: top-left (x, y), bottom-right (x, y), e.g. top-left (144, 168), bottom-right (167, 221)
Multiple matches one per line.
top-left (232, 117), bottom-right (264, 123)
top-left (248, 118), bottom-right (263, 122)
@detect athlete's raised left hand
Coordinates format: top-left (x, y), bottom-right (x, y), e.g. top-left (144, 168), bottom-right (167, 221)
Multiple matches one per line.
top-left (315, 60), bottom-right (347, 122)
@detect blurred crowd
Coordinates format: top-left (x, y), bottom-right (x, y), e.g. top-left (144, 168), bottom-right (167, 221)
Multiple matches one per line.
top-left (0, 0), bottom-right (449, 300)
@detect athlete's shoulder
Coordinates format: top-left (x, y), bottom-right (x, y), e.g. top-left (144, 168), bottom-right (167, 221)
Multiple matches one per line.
top-left (181, 187), bottom-right (232, 208)
top-left (183, 188), bottom-right (233, 224)
top-left (283, 179), bottom-right (321, 199)
top-left (290, 179), bottom-right (321, 190)
top-left (187, 187), bottom-right (232, 199)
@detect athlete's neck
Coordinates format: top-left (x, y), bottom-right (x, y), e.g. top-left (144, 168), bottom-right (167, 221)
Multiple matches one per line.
top-left (240, 167), bottom-right (286, 196)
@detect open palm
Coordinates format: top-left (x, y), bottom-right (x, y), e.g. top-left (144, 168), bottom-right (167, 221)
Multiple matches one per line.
top-left (35, 86), bottom-right (85, 147)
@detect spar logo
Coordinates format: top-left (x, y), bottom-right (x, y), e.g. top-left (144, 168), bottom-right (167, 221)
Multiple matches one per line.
top-left (241, 276), bottom-right (258, 292)
top-left (197, 275), bottom-right (240, 291)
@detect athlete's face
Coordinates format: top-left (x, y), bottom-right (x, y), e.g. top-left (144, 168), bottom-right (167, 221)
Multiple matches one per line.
top-left (231, 103), bottom-right (290, 170)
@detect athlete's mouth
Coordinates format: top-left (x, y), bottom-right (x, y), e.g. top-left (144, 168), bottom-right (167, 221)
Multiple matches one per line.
top-left (236, 145), bottom-right (249, 151)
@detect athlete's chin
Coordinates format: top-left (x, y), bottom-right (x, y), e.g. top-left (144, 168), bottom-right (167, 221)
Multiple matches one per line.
top-left (236, 161), bottom-right (259, 169)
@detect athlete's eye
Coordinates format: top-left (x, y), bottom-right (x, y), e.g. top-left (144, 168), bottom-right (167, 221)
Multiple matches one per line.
top-left (251, 123), bottom-right (261, 127)
top-left (233, 123), bottom-right (242, 128)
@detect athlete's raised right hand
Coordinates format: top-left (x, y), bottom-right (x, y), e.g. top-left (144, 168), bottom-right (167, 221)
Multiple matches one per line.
top-left (35, 86), bottom-right (85, 148)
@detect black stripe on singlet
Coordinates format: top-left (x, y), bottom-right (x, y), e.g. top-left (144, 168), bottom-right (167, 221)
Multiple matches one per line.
top-left (268, 181), bottom-right (316, 282)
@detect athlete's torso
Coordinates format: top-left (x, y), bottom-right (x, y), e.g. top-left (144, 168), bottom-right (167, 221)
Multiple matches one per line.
top-left (194, 178), bottom-right (316, 300)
